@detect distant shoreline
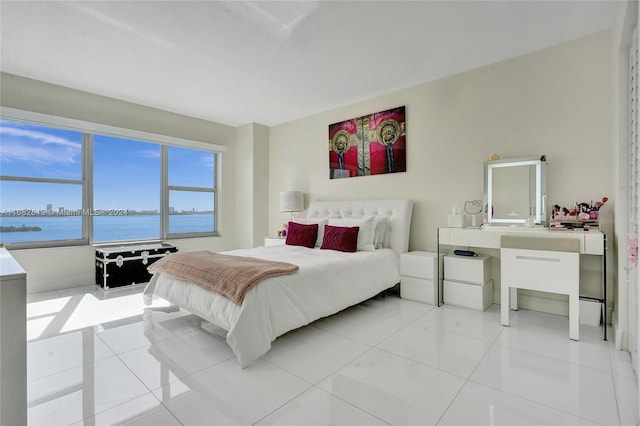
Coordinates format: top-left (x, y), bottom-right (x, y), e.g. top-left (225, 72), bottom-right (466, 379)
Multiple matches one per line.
top-left (0, 214), bottom-right (214, 243)
top-left (0, 225), bottom-right (42, 232)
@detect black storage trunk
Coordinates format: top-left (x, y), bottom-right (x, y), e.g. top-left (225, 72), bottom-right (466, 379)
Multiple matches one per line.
top-left (95, 243), bottom-right (178, 290)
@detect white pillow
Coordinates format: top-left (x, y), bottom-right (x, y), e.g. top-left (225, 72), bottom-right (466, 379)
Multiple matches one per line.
top-left (291, 217), bottom-right (328, 247)
top-left (328, 216), bottom-right (375, 251)
top-left (372, 216), bottom-right (388, 249)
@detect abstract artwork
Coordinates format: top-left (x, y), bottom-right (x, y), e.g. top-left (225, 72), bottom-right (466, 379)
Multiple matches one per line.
top-left (329, 106), bottom-right (406, 179)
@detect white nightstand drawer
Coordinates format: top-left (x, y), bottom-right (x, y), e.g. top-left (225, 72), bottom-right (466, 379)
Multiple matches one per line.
top-left (264, 237), bottom-right (286, 246)
top-left (444, 279), bottom-right (493, 311)
top-left (400, 251), bottom-right (439, 279)
top-left (400, 276), bottom-right (435, 305)
top-left (444, 254), bottom-right (491, 284)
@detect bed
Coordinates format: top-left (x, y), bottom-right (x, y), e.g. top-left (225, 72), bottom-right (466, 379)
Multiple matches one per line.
top-left (143, 198), bottom-right (413, 367)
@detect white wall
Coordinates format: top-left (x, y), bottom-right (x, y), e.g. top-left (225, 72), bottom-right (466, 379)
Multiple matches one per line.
top-left (0, 72), bottom-right (239, 293)
top-left (269, 31), bottom-right (614, 313)
top-left (252, 124), bottom-right (270, 247)
top-left (236, 124), bottom-right (257, 248)
top-left (235, 122), bottom-right (270, 248)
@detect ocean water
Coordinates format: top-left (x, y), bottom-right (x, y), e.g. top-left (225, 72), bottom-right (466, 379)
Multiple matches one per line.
top-left (0, 214), bottom-right (214, 244)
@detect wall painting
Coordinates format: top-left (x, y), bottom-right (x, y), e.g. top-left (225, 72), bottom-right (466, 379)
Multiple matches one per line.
top-left (329, 106), bottom-right (406, 179)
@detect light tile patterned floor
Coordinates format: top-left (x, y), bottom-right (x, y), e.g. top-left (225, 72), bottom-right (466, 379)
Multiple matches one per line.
top-left (26, 285), bottom-right (638, 425)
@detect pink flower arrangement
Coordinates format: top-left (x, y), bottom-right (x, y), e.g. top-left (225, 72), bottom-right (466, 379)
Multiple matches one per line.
top-left (628, 234), bottom-right (638, 268)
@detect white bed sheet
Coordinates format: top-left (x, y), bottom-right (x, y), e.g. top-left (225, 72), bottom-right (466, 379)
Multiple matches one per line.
top-left (143, 244), bottom-right (399, 367)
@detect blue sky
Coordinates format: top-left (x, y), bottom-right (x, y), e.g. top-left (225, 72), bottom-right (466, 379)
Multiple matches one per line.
top-left (0, 120), bottom-right (215, 212)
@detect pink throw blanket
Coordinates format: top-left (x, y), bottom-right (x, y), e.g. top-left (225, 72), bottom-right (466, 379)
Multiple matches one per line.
top-left (148, 250), bottom-right (299, 305)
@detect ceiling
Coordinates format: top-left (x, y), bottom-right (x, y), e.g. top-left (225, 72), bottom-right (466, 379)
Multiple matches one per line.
top-left (0, 1), bottom-right (619, 127)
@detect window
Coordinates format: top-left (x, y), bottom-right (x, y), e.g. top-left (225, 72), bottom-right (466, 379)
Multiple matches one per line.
top-left (167, 146), bottom-right (216, 236)
top-left (0, 110), bottom-right (222, 248)
top-left (0, 120), bottom-right (86, 245)
top-left (93, 136), bottom-right (161, 243)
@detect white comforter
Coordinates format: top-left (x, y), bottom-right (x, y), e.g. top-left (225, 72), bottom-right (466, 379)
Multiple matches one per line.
top-left (143, 245), bottom-right (400, 367)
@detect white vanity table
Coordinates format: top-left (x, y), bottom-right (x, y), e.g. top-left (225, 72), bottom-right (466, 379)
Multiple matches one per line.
top-left (437, 226), bottom-right (607, 339)
top-left (437, 155), bottom-right (607, 339)
top-left (439, 226), bottom-right (605, 255)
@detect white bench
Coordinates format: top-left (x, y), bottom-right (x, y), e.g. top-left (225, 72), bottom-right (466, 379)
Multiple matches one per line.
top-left (500, 236), bottom-right (581, 340)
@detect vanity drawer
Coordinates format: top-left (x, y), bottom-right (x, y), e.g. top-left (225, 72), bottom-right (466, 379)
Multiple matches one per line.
top-left (584, 233), bottom-right (604, 255)
top-left (449, 228), bottom-right (501, 249)
top-left (501, 248), bottom-right (579, 294)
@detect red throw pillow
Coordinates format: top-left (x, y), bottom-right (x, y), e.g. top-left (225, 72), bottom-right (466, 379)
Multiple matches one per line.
top-left (320, 225), bottom-right (359, 252)
top-left (285, 222), bottom-right (318, 248)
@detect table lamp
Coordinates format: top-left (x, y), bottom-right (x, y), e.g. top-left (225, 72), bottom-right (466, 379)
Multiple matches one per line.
top-left (279, 191), bottom-right (304, 221)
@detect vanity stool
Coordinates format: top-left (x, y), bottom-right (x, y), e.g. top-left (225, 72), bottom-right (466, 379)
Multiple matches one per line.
top-left (500, 235), bottom-right (581, 340)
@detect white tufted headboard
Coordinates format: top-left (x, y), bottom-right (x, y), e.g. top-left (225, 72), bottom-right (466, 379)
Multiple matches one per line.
top-left (305, 199), bottom-right (413, 255)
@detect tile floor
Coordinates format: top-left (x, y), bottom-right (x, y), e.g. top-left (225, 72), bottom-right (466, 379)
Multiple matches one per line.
top-left (25, 285), bottom-right (638, 426)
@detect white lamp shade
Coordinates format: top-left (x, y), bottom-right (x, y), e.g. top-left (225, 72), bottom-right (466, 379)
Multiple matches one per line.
top-left (279, 191), bottom-right (304, 212)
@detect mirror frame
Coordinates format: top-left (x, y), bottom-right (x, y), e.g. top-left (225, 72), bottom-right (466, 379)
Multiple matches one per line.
top-left (484, 156), bottom-right (547, 226)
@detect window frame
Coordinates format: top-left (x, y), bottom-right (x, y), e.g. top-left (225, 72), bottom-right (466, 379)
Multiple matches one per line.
top-left (91, 133), bottom-right (164, 245)
top-left (0, 107), bottom-right (225, 249)
top-left (0, 123), bottom-right (89, 248)
top-left (163, 145), bottom-right (218, 239)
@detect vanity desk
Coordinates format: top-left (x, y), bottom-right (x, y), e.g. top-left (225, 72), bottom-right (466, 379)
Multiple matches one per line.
top-left (437, 226), bottom-right (607, 339)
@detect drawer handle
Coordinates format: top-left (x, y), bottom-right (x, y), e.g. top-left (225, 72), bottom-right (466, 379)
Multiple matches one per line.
top-left (515, 255), bottom-right (560, 263)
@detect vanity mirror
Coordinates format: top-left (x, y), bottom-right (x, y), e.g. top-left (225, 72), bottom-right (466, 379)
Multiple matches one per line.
top-left (484, 156), bottom-right (547, 226)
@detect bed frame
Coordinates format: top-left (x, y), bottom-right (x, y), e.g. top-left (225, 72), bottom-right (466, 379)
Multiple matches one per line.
top-left (305, 198), bottom-right (413, 255)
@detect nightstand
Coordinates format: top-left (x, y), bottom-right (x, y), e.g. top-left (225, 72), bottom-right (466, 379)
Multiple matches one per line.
top-left (400, 251), bottom-right (444, 305)
top-left (264, 236), bottom-right (286, 246)
top-left (443, 254), bottom-right (493, 311)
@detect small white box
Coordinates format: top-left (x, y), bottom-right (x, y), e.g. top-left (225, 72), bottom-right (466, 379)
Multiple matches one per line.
top-left (444, 279), bottom-right (493, 311)
top-left (448, 214), bottom-right (470, 228)
top-left (444, 254), bottom-right (491, 284)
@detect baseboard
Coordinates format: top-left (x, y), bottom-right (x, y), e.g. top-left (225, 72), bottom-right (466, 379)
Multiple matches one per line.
top-left (27, 273), bottom-right (95, 294)
top-left (615, 328), bottom-right (625, 351)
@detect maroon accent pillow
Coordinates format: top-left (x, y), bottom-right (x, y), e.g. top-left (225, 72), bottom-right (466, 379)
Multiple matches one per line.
top-left (285, 222), bottom-right (318, 248)
top-left (320, 225), bottom-right (359, 252)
